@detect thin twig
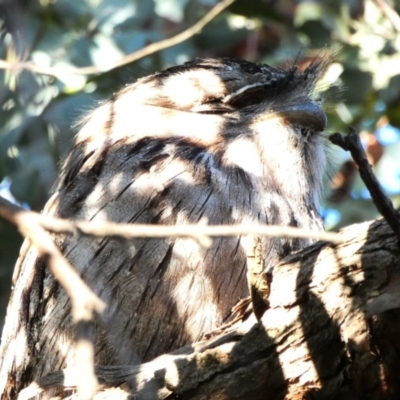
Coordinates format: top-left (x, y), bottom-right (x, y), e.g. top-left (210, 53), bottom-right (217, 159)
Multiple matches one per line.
top-left (0, 0), bottom-right (235, 78)
top-left (42, 218), bottom-right (342, 245)
top-left (0, 197), bottom-right (105, 400)
top-left (374, 0), bottom-right (400, 34)
top-left (329, 127), bottom-right (400, 241)
top-left (41, 211), bottom-right (342, 246)
top-left (0, 197), bottom-right (343, 249)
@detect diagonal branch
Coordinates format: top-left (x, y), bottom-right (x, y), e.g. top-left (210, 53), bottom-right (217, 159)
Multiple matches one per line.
top-left (0, 197), bottom-right (105, 400)
top-left (0, 0), bottom-right (235, 78)
top-left (329, 127), bottom-right (400, 242)
top-left (374, 0), bottom-right (400, 34)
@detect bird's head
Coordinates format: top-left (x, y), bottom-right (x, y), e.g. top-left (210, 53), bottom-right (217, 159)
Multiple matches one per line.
top-left (78, 57), bottom-right (329, 209)
top-left (128, 56), bottom-right (328, 136)
top-left (82, 56), bottom-right (329, 146)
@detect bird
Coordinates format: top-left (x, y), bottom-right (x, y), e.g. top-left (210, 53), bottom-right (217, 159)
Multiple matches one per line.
top-left (0, 57), bottom-right (328, 397)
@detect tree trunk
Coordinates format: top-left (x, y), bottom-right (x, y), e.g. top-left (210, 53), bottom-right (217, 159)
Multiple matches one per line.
top-left (4, 217), bottom-right (400, 399)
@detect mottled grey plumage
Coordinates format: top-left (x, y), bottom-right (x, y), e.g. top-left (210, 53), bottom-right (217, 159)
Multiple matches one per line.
top-left (0, 57), bottom-right (328, 396)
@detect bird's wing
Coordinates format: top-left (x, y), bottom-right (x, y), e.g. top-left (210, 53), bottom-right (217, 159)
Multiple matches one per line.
top-left (2, 109), bottom-right (257, 387)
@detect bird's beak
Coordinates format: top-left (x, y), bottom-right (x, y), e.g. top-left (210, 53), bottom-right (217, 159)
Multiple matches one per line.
top-left (263, 102), bottom-right (327, 133)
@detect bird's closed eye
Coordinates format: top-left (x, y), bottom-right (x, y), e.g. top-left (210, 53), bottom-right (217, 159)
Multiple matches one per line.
top-left (223, 84), bottom-right (272, 108)
top-left (190, 100), bottom-right (235, 114)
top-left (190, 85), bottom-right (272, 115)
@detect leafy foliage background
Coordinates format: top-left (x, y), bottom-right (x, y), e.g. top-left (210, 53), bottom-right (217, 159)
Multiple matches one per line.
top-left (1, 0), bottom-right (400, 328)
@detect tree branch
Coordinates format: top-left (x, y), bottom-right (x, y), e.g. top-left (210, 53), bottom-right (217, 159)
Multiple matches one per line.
top-left (0, 197), bottom-right (105, 400)
top-left (0, 0), bottom-right (235, 78)
top-left (329, 128), bottom-right (400, 242)
top-left (0, 197), bottom-right (343, 249)
top-left (374, 0), bottom-right (400, 34)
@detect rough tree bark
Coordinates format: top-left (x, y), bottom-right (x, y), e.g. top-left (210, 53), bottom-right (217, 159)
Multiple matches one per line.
top-left (11, 216), bottom-right (400, 400)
